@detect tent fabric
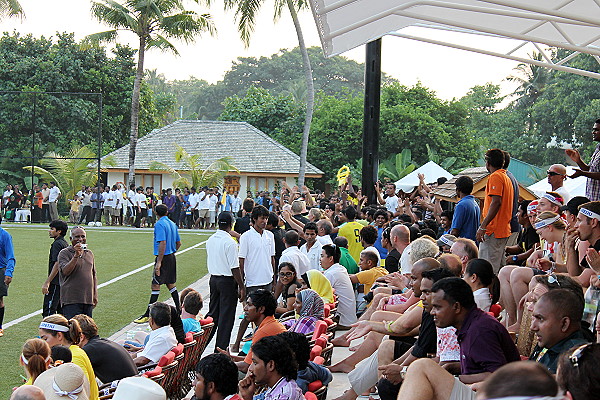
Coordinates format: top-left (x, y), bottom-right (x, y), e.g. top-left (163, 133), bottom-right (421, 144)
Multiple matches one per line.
top-left (394, 161), bottom-right (453, 193)
top-left (527, 166), bottom-right (586, 199)
top-left (309, 0), bottom-right (600, 57)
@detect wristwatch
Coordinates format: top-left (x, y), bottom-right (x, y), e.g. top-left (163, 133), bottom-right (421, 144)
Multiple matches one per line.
top-left (512, 255), bottom-right (519, 263)
top-left (400, 365), bottom-right (409, 380)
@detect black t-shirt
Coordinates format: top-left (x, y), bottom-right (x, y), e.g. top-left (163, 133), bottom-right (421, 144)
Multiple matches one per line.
top-left (82, 336), bottom-right (138, 383)
top-left (270, 227), bottom-right (286, 266)
top-left (519, 226), bottom-right (539, 251)
top-left (411, 310), bottom-right (437, 358)
top-left (385, 249), bottom-right (400, 273)
top-left (581, 239), bottom-right (600, 269)
top-left (48, 236), bottom-right (68, 285)
top-left (234, 215), bottom-right (251, 235)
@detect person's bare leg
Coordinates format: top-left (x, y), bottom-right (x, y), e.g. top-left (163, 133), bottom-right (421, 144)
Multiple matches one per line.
top-left (329, 331), bottom-right (385, 372)
top-left (397, 358), bottom-right (456, 400)
top-left (499, 266), bottom-right (517, 326)
top-left (332, 388), bottom-right (358, 400)
top-left (231, 317), bottom-right (250, 353)
top-left (377, 339), bottom-right (396, 379)
top-left (507, 268), bottom-right (533, 332)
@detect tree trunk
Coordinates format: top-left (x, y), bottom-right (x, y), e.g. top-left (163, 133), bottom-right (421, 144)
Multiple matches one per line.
top-left (287, 0), bottom-right (314, 188)
top-left (128, 35), bottom-right (146, 187)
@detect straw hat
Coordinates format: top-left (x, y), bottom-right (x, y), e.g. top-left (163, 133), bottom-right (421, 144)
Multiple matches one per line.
top-left (113, 376), bottom-right (166, 400)
top-left (33, 363), bottom-right (90, 400)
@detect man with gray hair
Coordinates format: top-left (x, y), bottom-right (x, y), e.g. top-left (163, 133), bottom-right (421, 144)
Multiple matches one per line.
top-left (316, 219), bottom-right (334, 245)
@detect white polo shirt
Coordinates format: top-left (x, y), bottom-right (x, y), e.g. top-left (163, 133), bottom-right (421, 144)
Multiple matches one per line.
top-left (279, 246), bottom-right (311, 276)
top-left (323, 263), bottom-right (357, 327)
top-left (385, 195), bottom-right (399, 213)
top-left (197, 191), bottom-right (209, 210)
top-left (139, 325), bottom-right (177, 363)
top-left (48, 186), bottom-right (61, 203)
top-left (239, 227), bottom-right (275, 287)
top-left (300, 241), bottom-right (323, 272)
top-left (206, 229), bottom-right (239, 276)
top-left (188, 192), bottom-right (199, 209)
top-left (317, 235), bottom-right (334, 246)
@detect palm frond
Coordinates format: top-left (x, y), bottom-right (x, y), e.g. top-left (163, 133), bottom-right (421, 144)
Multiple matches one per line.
top-left (83, 30), bottom-right (120, 47)
top-left (91, 0), bottom-right (139, 30)
top-left (146, 35), bottom-right (179, 54)
top-left (161, 11), bottom-right (215, 41)
top-left (0, 0), bottom-right (24, 19)
top-left (224, 0), bottom-right (262, 47)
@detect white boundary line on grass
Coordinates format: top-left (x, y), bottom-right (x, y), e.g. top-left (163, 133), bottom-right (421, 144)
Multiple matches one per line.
top-left (3, 239), bottom-right (208, 330)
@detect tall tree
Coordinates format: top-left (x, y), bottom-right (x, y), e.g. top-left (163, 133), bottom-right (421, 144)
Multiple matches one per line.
top-left (87, 0), bottom-right (215, 186)
top-left (224, 0), bottom-right (314, 187)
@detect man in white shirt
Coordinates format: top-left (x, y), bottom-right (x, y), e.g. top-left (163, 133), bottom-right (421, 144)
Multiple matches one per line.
top-left (206, 212), bottom-right (245, 350)
top-left (231, 191), bottom-right (242, 216)
top-left (279, 230), bottom-right (310, 276)
top-left (196, 187), bottom-right (210, 229)
top-left (321, 244), bottom-right (357, 328)
top-left (132, 302), bottom-right (177, 366)
top-left (103, 186), bottom-right (117, 226)
top-left (127, 183), bottom-right (137, 226)
top-left (547, 164), bottom-right (571, 203)
top-left (316, 219), bottom-right (334, 246)
top-left (41, 183), bottom-right (51, 222)
top-left (133, 186), bottom-right (147, 228)
top-left (231, 205), bottom-right (275, 353)
top-left (188, 187), bottom-right (199, 225)
top-left (208, 188), bottom-right (219, 229)
top-left (48, 181), bottom-right (61, 221)
top-left (376, 183), bottom-right (399, 215)
top-left (300, 222), bottom-right (322, 271)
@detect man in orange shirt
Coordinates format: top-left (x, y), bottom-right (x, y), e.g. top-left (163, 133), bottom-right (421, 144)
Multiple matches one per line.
top-left (476, 149), bottom-right (514, 273)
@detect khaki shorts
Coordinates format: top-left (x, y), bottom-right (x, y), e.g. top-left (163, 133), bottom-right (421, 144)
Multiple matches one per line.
top-left (450, 378), bottom-right (476, 400)
top-left (197, 209), bottom-right (209, 218)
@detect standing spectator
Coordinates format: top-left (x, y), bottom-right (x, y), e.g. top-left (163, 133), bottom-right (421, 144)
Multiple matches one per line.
top-left (163, 188), bottom-right (176, 223)
top-left (197, 187), bottom-right (210, 229)
top-left (32, 185), bottom-right (43, 223)
top-left (300, 222), bottom-right (322, 272)
top-left (231, 191), bottom-right (242, 216)
top-left (206, 212), bottom-right (245, 351)
top-left (547, 164), bottom-right (571, 203)
top-left (188, 187), bottom-right (199, 226)
top-left (126, 183), bottom-right (137, 225)
top-left (133, 186), bottom-right (147, 228)
top-left (135, 204), bottom-right (181, 323)
top-left (233, 198), bottom-right (254, 235)
top-left (78, 187), bottom-right (93, 224)
top-left (476, 149), bottom-right (514, 273)
top-left (57, 226), bottom-right (97, 319)
top-left (567, 119), bottom-right (600, 201)
top-left (0, 224), bottom-right (15, 336)
top-left (450, 176), bottom-right (480, 241)
top-left (208, 188), bottom-right (219, 229)
top-left (90, 186), bottom-right (103, 223)
top-left (48, 181), bottom-right (61, 221)
top-left (102, 186), bottom-right (115, 226)
top-left (41, 183), bottom-right (50, 222)
top-left (376, 182), bottom-right (399, 216)
top-left (42, 220), bottom-right (68, 317)
top-left (338, 206), bottom-right (365, 264)
top-left (69, 195), bottom-right (81, 223)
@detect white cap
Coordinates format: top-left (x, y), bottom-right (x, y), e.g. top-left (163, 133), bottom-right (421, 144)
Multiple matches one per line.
top-left (112, 377), bottom-right (166, 400)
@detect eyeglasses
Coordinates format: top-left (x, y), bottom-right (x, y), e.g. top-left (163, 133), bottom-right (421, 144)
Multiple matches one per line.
top-left (547, 171), bottom-right (563, 177)
top-left (279, 272), bottom-right (294, 277)
top-left (547, 274), bottom-right (561, 286)
top-left (569, 343), bottom-right (593, 368)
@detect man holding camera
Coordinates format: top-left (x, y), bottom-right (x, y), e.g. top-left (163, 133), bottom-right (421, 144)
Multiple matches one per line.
top-left (57, 226), bottom-right (97, 319)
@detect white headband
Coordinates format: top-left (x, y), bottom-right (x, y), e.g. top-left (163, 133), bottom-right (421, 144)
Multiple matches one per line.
top-left (21, 353), bottom-right (51, 365)
top-left (52, 379), bottom-right (84, 400)
top-left (439, 236), bottom-right (455, 247)
top-left (39, 321), bottom-right (69, 332)
top-left (579, 207), bottom-right (600, 221)
top-left (534, 215), bottom-right (560, 230)
top-left (542, 193), bottom-right (563, 206)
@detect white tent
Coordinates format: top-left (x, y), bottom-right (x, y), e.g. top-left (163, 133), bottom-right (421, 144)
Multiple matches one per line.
top-left (527, 166), bottom-right (586, 199)
top-left (394, 161), bottom-right (453, 193)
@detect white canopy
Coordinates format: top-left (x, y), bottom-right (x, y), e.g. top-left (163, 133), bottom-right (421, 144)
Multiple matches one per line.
top-left (527, 166), bottom-right (586, 199)
top-left (394, 161), bottom-right (453, 192)
top-left (308, 0), bottom-right (600, 79)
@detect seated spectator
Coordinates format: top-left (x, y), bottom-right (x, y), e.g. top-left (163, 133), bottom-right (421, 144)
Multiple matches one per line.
top-left (276, 263), bottom-right (301, 316)
top-left (19, 338), bottom-right (51, 385)
top-left (218, 289), bottom-right (286, 374)
top-left (436, 234), bottom-right (456, 254)
top-left (130, 302), bottom-right (177, 367)
top-left (38, 315), bottom-right (99, 400)
top-left (477, 361), bottom-right (560, 400)
top-left (239, 336), bottom-right (304, 400)
top-left (321, 244), bottom-right (357, 328)
top-left (360, 225), bottom-right (382, 265)
top-left (180, 290), bottom-right (203, 333)
top-left (557, 343), bottom-right (600, 400)
top-left (33, 362), bottom-right (90, 400)
top-left (350, 249), bottom-right (388, 295)
top-left (463, 259), bottom-right (498, 312)
top-left (278, 331), bottom-right (332, 394)
top-left (529, 289), bottom-right (589, 373)
top-left (9, 385), bottom-right (46, 400)
top-left (300, 270), bottom-right (334, 304)
top-left (449, 238), bottom-right (478, 273)
top-left (397, 277), bottom-right (520, 399)
top-left (112, 376), bottom-right (166, 400)
top-left (283, 289), bottom-right (324, 334)
top-left (72, 314), bottom-right (137, 383)
top-left (191, 353), bottom-right (241, 400)
top-left (50, 345), bottom-right (72, 366)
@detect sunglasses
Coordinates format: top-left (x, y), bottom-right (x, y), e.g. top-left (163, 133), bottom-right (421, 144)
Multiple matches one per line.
top-left (547, 274), bottom-right (561, 286)
top-left (546, 171), bottom-right (563, 177)
top-left (279, 272), bottom-right (294, 277)
top-left (569, 343), bottom-right (593, 368)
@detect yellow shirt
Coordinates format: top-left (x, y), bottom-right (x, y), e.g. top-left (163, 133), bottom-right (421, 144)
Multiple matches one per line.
top-left (356, 267), bottom-right (388, 293)
top-left (338, 221), bottom-right (364, 263)
top-left (70, 345), bottom-right (99, 400)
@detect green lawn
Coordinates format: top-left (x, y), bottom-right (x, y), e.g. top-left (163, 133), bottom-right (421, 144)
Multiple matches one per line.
top-left (0, 224), bottom-right (210, 397)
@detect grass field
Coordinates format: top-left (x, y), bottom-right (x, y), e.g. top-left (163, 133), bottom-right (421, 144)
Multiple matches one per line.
top-left (0, 224), bottom-right (211, 397)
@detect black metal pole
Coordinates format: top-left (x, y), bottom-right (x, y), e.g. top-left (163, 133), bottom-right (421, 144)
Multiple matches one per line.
top-left (362, 39), bottom-right (382, 206)
top-left (97, 94), bottom-right (103, 206)
top-left (31, 93), bottom-right (37, 223)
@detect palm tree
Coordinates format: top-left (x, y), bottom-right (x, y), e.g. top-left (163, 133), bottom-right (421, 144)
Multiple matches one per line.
top-left (506, 52), bottom-right (552, 108)
top-left (149, 144), bottom-right (239, 188)
top-left (23, 145), bottom-right (116, 203)
top-left (224, 0), bottom-right (314, 187)
top-left (0, 0), bottom-right (23, 20)
top-left (86, 0), bottom-right (215, 187)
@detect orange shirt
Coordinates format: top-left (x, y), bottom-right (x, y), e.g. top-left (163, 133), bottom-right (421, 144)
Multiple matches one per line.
top-left (244, 316), bottom-right (286, 364)
top-left (482, 169), bottom-right (513, 239)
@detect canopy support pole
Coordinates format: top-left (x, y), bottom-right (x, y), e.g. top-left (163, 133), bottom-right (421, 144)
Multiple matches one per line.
top-left (362, 39), bottom-right (381, 205)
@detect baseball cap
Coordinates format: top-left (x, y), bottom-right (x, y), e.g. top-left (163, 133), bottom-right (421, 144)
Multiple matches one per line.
top-left (560, 196), bottom-right (590, 215)
top-left (218, 211), bottom-right (234, 227)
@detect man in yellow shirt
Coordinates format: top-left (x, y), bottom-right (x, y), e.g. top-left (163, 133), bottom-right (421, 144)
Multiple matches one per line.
top-left (350, 250), bottom-right (388, 293)
top-left (338, 206), bottom-right (365, 263)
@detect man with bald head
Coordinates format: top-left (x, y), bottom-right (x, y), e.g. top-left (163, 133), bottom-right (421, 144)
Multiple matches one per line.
top-left (391, 224), bottom-right (413, 274)
top-left (57, 226), bottom-right (97, 319)
top-left (10, 385), bottom-right (46, 400)
top-left (547, 164), bottom-right (570, 203)
top-left (450, 238), bottom-right (478, 273)
top-left (438, 253), bottom-right (463, 277)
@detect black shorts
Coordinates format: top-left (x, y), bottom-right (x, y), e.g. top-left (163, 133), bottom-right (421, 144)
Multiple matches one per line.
top-left (152, 253), bottom-right (177, 285)
top-left (0, 268), bottom-right (8, 297)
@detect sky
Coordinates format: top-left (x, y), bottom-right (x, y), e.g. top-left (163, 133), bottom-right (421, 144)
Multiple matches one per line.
top-left (1, 0), bottom-right (525, 100)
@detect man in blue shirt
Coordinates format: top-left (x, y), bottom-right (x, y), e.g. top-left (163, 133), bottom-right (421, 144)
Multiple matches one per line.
top-left (450, 176), bottom-right (480, 242)
top-left (0, 225), bottom-right (15, 336)
top-left (135, 204), bottom-right (181, 323)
